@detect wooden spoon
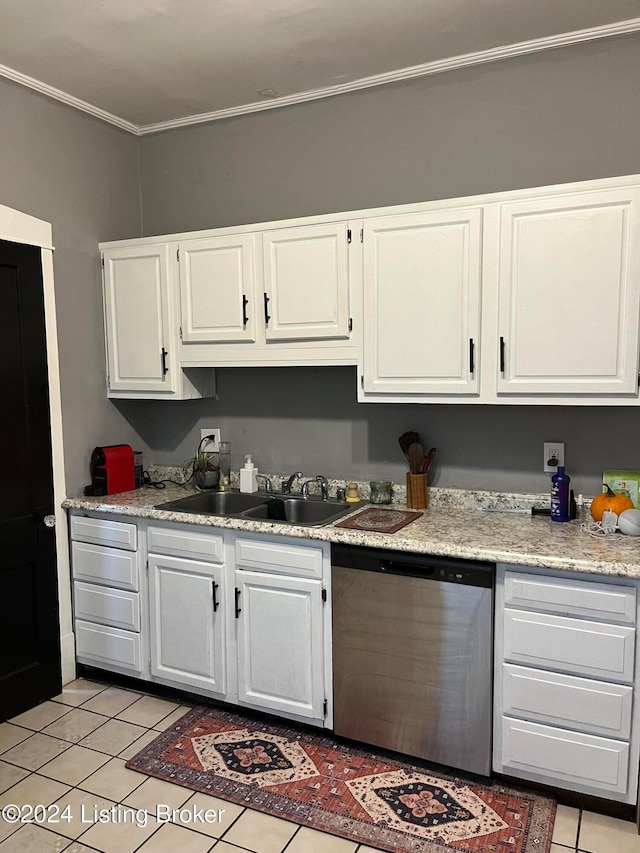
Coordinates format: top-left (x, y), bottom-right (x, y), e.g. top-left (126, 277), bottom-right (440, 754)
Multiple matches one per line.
top-left (399, 431), bottom-right (420, 464)
top-left (408, 442), bottom-right (425, 474)
top-left (423, 447), bottom-right (436, 474)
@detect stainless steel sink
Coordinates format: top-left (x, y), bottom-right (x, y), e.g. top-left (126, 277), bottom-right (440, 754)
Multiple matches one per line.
top-left (155, 490), bottom-right (363, 527)
top-left (242, 497), bottom-right (363, 527)
top-left (155, 491), bottom-right (268, 515)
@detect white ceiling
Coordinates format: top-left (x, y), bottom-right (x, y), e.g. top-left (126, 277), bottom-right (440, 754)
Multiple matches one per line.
top-left (0, 0), bottom-right (638, 134)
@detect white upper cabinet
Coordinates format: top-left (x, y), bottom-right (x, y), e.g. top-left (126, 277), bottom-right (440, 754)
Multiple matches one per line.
top-left (362, 208), bottom-right (482, 396)
top-left (101, 243), bottom-right (215, 400)
top-left (176, 218), bottom-right (358, 366)
top-left (262, 222), bottom-right (351, 342)
top-left (100, 174), bottom-right (640, 404)
top-left (179, 235), bottom-right (257, 344)
top-left (358, 177), bottom-right (640, 404)
top-left (103, 244), bottom-right (176, 394)
top-left (497, 187), bottom-right (640, 396)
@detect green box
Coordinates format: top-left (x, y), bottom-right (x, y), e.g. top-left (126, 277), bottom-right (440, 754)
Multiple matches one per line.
top-left (603, 470), bottom-right (640, 508)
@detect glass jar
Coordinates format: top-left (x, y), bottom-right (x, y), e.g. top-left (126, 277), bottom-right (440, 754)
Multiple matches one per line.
top-left (370, 480), bottom-right (393, 504)
top-left (218, 441), bottom-right (231, 489)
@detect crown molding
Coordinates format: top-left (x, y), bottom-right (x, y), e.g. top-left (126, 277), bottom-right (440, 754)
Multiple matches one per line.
top-left (2, 17), bottom-right (639, 137)
top-left (0, 62), bottom-right (139, 133)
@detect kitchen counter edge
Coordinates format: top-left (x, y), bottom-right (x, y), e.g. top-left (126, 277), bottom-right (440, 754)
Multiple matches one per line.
top-left (62, 492), bottom-right (640, 580)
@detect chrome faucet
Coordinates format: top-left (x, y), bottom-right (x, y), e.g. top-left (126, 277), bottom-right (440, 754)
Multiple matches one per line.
top-left (282, 471), bottom-right (303, 494)
top-left (255, 474), bottom-right (273, 493)
top-left (301, 475), bottom-right (329, 500)
top-left (315, 475), bottom-right (329, 501)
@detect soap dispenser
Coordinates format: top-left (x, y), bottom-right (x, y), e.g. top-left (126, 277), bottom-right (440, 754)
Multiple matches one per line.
top-left (240, 455), bottom-right (258, 493)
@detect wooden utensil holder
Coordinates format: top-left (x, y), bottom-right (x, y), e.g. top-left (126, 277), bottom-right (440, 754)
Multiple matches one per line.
top-left (406, 473), bottom-right (428, 509)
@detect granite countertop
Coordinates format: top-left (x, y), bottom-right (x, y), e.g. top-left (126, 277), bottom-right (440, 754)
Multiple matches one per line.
top-left (63, 480), bottom-right (640, 580)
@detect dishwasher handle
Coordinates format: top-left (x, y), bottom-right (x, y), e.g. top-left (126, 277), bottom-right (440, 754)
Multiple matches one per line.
top-left (380, 560), bottom-right (435, 579)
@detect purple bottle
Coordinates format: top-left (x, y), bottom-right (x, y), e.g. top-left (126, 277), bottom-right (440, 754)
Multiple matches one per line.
top-left (550, 466), bottom-right (571, 522)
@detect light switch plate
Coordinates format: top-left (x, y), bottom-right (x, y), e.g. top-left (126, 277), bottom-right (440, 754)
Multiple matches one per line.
top-left (200, 428), bottom-right (221, 453)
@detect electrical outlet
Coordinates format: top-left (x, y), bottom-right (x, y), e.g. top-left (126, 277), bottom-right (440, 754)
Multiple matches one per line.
top-left (543, 441), bottom-right (565, 474)
top-left (200, 428), bottom-right (221, 453)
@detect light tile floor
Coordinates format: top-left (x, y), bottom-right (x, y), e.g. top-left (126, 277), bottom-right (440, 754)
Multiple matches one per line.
top-left (0, 678), bottom-right (636, 852)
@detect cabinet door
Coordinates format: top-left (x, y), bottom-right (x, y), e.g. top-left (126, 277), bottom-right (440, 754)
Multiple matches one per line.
top-left (103, 244), bottom-right (177, 393)
top-left (148, 554), bottom-right (225, 695)
top-left (179, 236), bottom-right (256, 343)
top-left (236, 570), bottom-right (324, 719)
top-left (262, 223), bottom-right (351, 341)
top-left (362, 208), bottom-right (482, 395)
top-left (497, 188), bottom-right (640, 395)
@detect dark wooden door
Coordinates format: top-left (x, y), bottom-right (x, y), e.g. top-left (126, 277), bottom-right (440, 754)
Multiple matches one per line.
top-left (0, 239), bottom-right (61, 720)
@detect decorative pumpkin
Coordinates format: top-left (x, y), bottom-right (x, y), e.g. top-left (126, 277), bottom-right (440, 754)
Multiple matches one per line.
top-left (590, 484), bottom-right (634, 522)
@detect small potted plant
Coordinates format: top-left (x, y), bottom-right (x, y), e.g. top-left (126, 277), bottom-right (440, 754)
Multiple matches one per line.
top-left (184, 437), bottom-right (220, 490)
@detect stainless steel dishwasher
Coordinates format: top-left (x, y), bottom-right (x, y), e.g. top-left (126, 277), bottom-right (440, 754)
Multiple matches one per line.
top-left (332, 544), bottom-right (494, 776)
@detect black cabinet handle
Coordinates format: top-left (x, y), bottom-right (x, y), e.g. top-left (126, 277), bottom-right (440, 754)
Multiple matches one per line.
top-left (499, 337), bottom-right (505, 373)
top-left (161, 347), bottom-right (169, 375)
top-left (469, 338), bottom-right (475, 374)
top-left (212, 581), bottom-right (219, 612)
top-left (263, 293), bottom-right (271, 325)
top-left (242, 294), bottom-right (249, 328)
top-left (234, 587), bottom-right (241, 618)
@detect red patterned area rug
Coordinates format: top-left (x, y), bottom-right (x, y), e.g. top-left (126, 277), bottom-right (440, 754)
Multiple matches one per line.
top-left (126, 706), bottom-right (556, 853)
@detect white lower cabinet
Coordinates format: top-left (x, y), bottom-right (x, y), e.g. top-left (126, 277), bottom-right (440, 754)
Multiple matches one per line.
top-left (502, 664), bottom-right (633, 739)
top-left (70, 514), bottom-right (147, 677)
top-left (494, 564), bottom-right (640, 804)
top-left (148, 553), bottom-right (226, 696)
top-left (143, 524), bottom-right (330, 727)
top-left (233, 533), bottom-right (330, 726)
top-left (235, 570), bottom-right (325, 720)
top-left (500, 717), bottom-right (630, 798)
top-left (147, 525), bottom-right (226, 698)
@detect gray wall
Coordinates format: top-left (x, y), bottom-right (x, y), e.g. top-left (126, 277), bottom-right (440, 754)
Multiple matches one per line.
top-left (134, 33), bottom-right (640, 498)
top-left (6, 34), bottom-right (636, 497)
top-left (0, 77), bottom-right (147, 495)
top-left (123, 367), bottom-right (640, 499)
top-left (140, 34), bottom-right (640, 234)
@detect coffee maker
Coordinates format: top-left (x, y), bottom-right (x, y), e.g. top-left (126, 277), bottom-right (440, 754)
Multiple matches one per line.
top-left (84, 444), bottom-right (135, 496)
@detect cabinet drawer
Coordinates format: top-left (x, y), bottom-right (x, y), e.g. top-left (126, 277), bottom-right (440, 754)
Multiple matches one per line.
top-left (75, 620), bottom-right (142, 673)
top-left (502, 663), bottom-right (633, 739)
top-left (71, 541), bottom-right (138, 591)
top-left (500, 716), bottom-right (630, 798)
top-left (74, 582), bottom-right (140, 632)
top-left (70, 515), bottom-right (137, 550)
top-left (235, 536), bottom-right (324, 579)
top-left (504, 569), bottom-right (636, 624)
top-left (504, 608), bottom-right (635, 682)
top-left (148, 525), bottom-right (224, 563)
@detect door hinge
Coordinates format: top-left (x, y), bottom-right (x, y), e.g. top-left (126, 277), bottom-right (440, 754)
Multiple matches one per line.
top-left (179, 326), bottom-right (183, 341)
top-left (360, 228), bottom-right (364, 243)
top-left (360, 374), bottom-right (364, 389)
top-left (348, 318), bottom-right (353, 333)
top-left (321, 587), bottom-right (327, 602)
top-left (101, 256), bottom-right (104, 269)
top-left (177, 248), bottom-right (180, 262)
top-left (323, 698), bottom-right (328, 716)
top-left (347, 228), bottom-right (352, 244)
